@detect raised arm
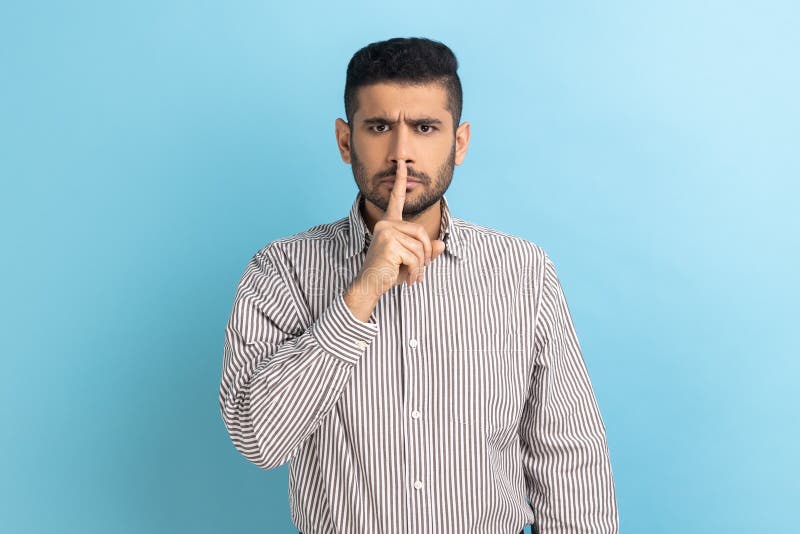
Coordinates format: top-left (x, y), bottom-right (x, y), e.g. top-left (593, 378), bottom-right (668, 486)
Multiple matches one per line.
top-left (219, 244), bottom-right (378, 469)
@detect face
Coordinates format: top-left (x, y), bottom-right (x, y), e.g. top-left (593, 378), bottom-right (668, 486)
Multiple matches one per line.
top-left (335, 82), bottom-right (470, 218)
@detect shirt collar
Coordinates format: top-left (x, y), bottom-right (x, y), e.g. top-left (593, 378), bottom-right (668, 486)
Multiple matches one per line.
top-left (345, 191), bottom-right (466, 260)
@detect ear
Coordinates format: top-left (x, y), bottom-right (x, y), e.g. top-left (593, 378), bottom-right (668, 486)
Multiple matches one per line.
top-left (454, 121), bottom-right (471, 165)
top-left (335, 118), bottom-right (352, 164)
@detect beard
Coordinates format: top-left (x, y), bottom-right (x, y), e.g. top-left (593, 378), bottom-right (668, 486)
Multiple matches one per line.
top-left (350, 140), bottom-right (456, 218)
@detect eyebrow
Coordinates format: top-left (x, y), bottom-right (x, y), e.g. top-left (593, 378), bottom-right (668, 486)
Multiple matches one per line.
top-left (361, 116), bottom-right (444, 127)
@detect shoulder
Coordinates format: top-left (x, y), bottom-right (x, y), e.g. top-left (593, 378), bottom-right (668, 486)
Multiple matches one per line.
top-left (256, 216), bottom-right (349, 257)
top-left (452, 216), bottom-right (550, 266)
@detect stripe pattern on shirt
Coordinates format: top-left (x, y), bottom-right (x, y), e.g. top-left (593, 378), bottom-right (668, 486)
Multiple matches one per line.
top-left (219, 192), bottom-right (618, 533)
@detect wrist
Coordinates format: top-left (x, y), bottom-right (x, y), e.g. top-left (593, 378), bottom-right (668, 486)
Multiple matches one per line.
top-left (343, 277), bottom-right (381, 322)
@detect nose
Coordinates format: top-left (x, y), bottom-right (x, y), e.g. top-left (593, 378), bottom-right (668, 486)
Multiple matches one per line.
top-left (387, 122), bottom-right (414, 170)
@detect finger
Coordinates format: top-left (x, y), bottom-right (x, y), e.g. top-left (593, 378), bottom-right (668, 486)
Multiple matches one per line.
top-left (431, 239), bottom-right (446, 259)
top-left (393, 231), bottom-right (426, 280)
top-left (394, 247), bottom-right (422, 285)
top-left (384, 160), bottom-right (407, 221)
top-left (392, 221), bottom-right (432, 266)
top-left (396, 264), bottom-right (415, 286)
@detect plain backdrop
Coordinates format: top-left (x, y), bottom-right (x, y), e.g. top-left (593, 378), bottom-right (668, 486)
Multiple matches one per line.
top-left (1, 1), bottom-right (798, 533)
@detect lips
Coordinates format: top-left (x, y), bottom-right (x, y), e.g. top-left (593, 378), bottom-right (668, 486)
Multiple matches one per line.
top-left (382, 179), bottom-right (423, 191)
top-left (381, 177), bottom-right (423, 184)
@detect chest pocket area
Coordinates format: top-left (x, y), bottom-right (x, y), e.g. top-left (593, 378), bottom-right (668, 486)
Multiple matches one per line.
top-left (439, 330), bottom-right (529, 433)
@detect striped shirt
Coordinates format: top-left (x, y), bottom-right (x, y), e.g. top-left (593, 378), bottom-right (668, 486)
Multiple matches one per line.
top-left (219, 192), bottom-right (619, 533)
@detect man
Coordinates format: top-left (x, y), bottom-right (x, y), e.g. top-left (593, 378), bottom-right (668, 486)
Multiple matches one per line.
top-left (219, 37), bottom-right (618, 533)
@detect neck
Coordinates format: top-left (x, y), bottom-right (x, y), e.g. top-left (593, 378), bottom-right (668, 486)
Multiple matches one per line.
top-left (361, 196), bottom-right (442, 242)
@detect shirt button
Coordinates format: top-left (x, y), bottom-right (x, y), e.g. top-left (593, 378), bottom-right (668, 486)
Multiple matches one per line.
top-left (355, 340), bottom-right (367, 350)
top-left (411, 410), bottom-right (421, 419)
top-left (408, 338), bottom-right (418, 349)
top-left (413, 480), bottom-right (423, 490)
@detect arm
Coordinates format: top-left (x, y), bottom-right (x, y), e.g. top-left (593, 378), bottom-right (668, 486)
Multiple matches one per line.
top-left (520, 254), bottom-right (619, 533)
top-left (219, 244), bottom-right (378, 469)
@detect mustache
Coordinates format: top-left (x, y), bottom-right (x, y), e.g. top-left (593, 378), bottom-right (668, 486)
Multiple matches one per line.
top-left (375, 166), bottom-right (428, 183)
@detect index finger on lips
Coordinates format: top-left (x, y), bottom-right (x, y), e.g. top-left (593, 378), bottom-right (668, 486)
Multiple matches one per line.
top-left (384, 160), bottom-right (407, 221)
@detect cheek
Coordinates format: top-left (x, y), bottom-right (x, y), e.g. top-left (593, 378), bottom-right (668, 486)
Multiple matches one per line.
top-left (429, 138), bottom-right (455, 157)
top-left (354, 138), bottom-right (387, 164)
top-left (422, 147), bottom-right (452, 171)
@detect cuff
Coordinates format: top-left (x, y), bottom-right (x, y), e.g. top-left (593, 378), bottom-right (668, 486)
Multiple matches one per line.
top-left (310, 291), bottom-right (379, 365)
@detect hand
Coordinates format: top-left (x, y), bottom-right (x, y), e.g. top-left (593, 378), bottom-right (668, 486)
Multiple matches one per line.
top-left (344, 161), bottom-right (446, 314)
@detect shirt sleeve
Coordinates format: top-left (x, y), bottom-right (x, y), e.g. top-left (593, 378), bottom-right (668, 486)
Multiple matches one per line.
top-left (219, 243), bottom-right (379, 469)
top-left (519, 253), bottom-right (619, 533)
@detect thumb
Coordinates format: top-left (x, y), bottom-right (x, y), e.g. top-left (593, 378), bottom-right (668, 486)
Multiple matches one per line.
top-left (431, 239), bottom-right (446, 259)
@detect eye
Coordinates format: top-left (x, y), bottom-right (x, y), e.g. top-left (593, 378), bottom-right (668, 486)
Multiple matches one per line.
top-left (370, 124), bottom-right (389, 133)
top-left (417, 124), bottom-right (436, 134)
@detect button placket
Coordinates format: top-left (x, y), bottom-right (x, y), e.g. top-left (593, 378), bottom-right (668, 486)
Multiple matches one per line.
top-left (399, 281), bottom-right (427, 530)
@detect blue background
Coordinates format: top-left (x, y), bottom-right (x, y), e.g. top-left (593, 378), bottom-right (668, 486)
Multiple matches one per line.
top-left (2, 1), bottom-right (798, 532)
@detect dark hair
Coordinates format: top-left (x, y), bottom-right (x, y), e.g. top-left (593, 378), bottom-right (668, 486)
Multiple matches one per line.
top-left (344, 37), bottom-right (463, 132)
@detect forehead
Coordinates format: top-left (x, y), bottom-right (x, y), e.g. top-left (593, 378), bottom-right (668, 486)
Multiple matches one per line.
top-left (354, 82), bottom-right (450, 121)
